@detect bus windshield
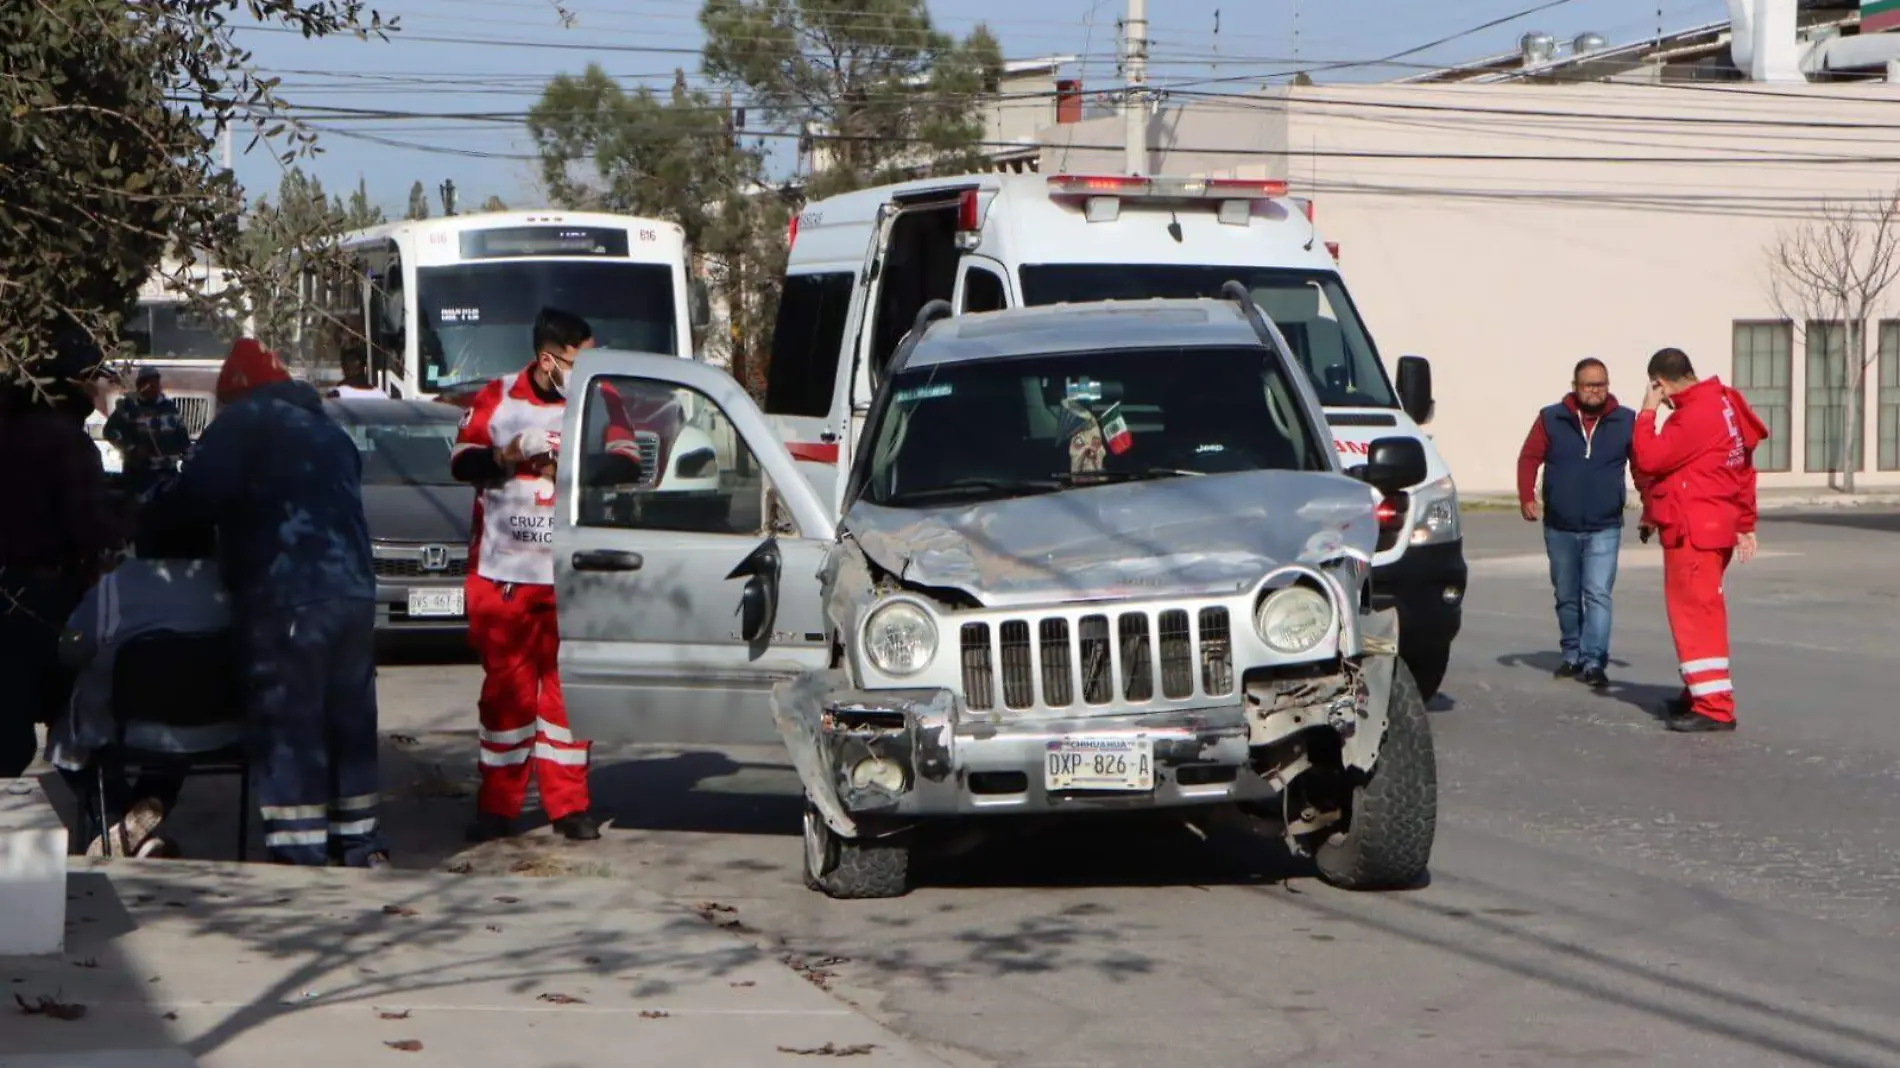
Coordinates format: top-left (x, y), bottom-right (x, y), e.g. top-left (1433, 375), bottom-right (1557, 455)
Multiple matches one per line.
top-left (1017, 264), bottom-right (1399, 410)
top-left (415, 261), bottom-right (678, 391)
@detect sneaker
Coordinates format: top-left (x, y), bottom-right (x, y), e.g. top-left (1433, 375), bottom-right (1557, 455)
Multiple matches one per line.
top-left (466, 813), bottom-right (516, 844)
top-left (1553, 661), bottom-right (1582, 680)
top-left (552, 811), bottom-right (602, 841)
top-left (1665, 709), bottom-right (1736, 733)
top-left (1578, 666), bottom-right (1611, 690)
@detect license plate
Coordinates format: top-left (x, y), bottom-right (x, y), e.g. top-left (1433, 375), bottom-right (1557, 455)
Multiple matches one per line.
top-left (407, 588), bottom-right (465, 618)
top-left (1044, 736), bottom-right (1155, 792)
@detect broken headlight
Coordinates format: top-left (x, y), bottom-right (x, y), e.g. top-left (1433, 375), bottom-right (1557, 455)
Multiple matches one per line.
top-left (863, 600), bottom-right (938, 677)
top-left (1255, 585), bottom-right (1334, 656)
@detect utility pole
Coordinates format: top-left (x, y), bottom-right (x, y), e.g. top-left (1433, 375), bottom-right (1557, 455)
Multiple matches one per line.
top-left (1123, 0), bottom-right (1148, 175)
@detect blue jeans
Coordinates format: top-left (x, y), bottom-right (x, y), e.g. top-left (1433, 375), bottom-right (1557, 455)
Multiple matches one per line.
top-left (1544, 527), bottom-right (1621, 671)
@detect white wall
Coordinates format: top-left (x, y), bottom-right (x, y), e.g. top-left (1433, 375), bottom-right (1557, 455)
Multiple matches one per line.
top-left (1278, 81), bottom-right (1900, 493)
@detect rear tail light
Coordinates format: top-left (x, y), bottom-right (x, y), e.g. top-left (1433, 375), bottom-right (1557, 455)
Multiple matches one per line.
top-left (958, 189), bottom-right (981, 232)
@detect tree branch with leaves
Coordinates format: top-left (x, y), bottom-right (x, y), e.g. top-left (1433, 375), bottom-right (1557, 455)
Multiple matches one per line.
top-left (0, 0), bottom-right (396, 393)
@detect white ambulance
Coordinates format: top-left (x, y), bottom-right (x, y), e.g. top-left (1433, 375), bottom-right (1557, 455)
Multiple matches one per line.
top-left (762, 172), bottom-right (1466, 698)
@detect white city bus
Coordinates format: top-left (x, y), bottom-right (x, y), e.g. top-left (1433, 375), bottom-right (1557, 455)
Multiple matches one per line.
top-left (303, 210), bottom-right (710, 400)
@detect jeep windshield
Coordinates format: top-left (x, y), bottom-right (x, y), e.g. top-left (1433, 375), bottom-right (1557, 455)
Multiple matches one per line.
top-left (1017, 265), bottom-right (1399, 410)
top-left (858, 345), bottom-right (1329, 509)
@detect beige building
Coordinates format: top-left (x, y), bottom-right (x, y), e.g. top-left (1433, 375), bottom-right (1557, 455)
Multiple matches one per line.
top-left (1037, 75), bottom-right (1900, 496)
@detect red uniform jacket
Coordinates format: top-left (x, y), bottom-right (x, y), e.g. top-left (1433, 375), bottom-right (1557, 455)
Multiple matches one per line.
top-left (1631, 377), bottom-right (1768, 551)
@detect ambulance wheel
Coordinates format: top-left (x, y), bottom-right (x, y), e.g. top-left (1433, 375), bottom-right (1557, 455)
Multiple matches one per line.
top-left (802, 799), bottom-right (911, 900)
top-left (1401, 637), bottom-right (1451, 701)
top-left (1315, 660), bottom-right (1437, 891)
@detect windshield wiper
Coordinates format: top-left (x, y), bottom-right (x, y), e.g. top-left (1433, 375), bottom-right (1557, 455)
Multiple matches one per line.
top-left (883, 477), bottom-right (1062, 505)
top-left (1053, 468), bottom-right (1206, 485)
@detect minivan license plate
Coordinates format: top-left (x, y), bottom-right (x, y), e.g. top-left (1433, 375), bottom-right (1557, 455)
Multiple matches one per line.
top-left (408, 588), bottom-right (464, 618)
top-left (1044, 736), bottom-right (1154, 791)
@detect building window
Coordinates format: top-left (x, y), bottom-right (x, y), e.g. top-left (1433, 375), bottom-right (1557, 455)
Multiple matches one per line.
top-left (1731, 320), bottom-right (1792, 473)
top-left (1881, 321), bottom-right (1900, 472)
top-left (1805, 320), bottom-right (1863, 473)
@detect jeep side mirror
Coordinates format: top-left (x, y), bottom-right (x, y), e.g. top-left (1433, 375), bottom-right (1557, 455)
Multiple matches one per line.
top-left (1360, 436), bottom-right (1428, 495)
top-left (1396, 355), bottom-right (1433, 425)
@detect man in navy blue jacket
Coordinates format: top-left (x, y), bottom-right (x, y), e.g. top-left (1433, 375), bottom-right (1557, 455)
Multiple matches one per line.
top-left (144, 338), bottom-right (386, 867)
top-left (1516, 358), bottom-right (1650, 690)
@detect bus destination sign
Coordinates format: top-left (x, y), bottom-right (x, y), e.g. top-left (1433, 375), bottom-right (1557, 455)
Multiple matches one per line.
top-left (459, 226), bottom-right (631, 259)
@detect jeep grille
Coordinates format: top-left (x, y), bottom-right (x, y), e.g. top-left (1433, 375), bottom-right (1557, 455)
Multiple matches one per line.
top-left (960, 606), bottom-right (1237, 713)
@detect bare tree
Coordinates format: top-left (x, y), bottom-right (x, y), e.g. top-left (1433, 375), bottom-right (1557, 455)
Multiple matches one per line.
top-left (1770, 190), bottom-right (1900, 493)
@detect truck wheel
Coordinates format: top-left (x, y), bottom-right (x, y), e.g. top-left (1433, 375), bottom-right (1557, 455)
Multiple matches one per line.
top-left (1401, 636), bottom-right (1451, 701)
top-left (1315, 660), bottom-right (1437, 891)
top-left (802, 799), bottom-right (911, 900)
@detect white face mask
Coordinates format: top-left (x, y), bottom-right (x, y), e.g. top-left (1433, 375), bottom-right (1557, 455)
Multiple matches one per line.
top-left (541, 354), bottom-right (568, 397)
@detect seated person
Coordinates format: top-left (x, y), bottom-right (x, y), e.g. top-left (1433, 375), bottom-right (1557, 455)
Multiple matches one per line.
top-left (47, 520), bottom-right (235, 857)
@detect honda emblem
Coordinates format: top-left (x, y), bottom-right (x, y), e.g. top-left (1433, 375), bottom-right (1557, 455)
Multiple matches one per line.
top-left (421, 545), bottom-right (450, 571)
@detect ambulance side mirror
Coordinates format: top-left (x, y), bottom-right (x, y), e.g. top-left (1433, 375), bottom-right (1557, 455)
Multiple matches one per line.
top-left (1397, 355), bottom-right (1434, 426)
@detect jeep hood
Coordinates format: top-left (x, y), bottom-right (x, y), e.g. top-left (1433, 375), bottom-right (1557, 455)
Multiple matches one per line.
top-left (843, 470), bottom-right (1381, 608)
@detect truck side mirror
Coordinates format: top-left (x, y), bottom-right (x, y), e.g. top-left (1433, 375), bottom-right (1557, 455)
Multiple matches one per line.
top-left (1360, 436), bottom-right (1428, 495)
top-left (1397, 355), bottom-right (1433, 425)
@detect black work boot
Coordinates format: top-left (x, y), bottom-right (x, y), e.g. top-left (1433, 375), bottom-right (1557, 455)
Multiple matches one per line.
top-left (1554, 661), bottom-right (1581, 680)
top-left (552, 811), bottom-right (602, 841)
top-left (1579, 666), bottom-right (1611, 691)
top-left (467, 813), bottom-right (515, 843)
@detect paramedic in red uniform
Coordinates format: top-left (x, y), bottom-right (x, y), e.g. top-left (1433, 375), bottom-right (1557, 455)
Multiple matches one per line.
top-left (1631, 347), bottom-right (1768, 733)
top-left (451, 308), bottom-right (642, 841)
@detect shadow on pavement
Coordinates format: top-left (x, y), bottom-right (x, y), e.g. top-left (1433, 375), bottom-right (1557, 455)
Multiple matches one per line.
top-left (1495, 649), bottom-right (1633, 675)
top-left (580, 751), bottom-right (802, 838)
top-left (375, 632), bottom-right (477, 667)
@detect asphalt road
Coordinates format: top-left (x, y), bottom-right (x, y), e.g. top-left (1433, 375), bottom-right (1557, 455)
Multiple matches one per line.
top-left (118, 507), bottom-right (1900, 1068)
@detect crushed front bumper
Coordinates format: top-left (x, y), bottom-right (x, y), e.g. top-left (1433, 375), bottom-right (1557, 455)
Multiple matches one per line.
top-left (774, 677), bottom-right (1281, 836)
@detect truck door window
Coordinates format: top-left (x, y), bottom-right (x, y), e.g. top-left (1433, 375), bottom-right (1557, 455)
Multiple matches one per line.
top-left (577, 376), bottom-right (765, 537)
top-left (765, 272), bottom-right (853, 418)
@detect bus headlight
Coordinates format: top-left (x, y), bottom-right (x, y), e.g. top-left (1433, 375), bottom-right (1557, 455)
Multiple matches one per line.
top-left (863, 601), bottom-right (937, 677)
top-left (1411, 476), bottom-right (1461, 546)
top-left (1255, 585), bottom-right (1335, 656)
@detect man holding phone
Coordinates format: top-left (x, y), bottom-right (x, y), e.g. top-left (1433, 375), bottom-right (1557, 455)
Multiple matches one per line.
top-left (1630, 347), bottom-right (1768, 733)
top-left (451, 308), bottom-right (641, 841)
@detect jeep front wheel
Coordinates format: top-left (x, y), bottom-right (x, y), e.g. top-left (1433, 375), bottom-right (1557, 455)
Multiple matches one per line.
top-left (801, 798), bottom-right (912, 900)
top-left (1314, 660), bottom-right (1437, 891)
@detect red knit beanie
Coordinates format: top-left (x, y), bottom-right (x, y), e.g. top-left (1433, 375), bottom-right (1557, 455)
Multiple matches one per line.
top-left (216, 338), bottom-right (291, 404)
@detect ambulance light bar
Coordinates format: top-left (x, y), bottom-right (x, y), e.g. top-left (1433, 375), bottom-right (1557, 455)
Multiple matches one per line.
top-left (1046, 175), bottom-right (1290, 200)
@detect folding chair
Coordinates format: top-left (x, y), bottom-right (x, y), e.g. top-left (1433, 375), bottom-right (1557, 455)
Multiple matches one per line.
top-left (83, 630), bottom-right (251, 859)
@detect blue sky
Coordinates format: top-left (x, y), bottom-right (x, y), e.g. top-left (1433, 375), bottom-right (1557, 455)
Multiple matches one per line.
top-left (233, 0), bottom-right (1733, 214)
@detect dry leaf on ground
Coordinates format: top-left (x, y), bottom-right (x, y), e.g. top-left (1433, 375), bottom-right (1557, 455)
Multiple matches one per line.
top-left (639, 1010), bottom-right (669, 1019)
top-left (777, 1043), bottom-right (877, 1057)
top-left (15, 994), bottom-right (86, 1021)
top-left (381, 905), bottom-right (419, 917)
top-left (537, 992), bottom-right (585, 1005)
top-left (385, 1039), bottom-right (424, 1051)
top-left (377, 1009), bottom-right (412, 1020)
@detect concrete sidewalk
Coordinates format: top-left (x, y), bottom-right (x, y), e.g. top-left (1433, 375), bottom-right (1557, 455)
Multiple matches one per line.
top-left (0, 859), bottom-right (962, 1068)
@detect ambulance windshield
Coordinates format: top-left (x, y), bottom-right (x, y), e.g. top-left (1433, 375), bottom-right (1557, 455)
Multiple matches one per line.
top-left (1017, 265), bottom-right (1399, 410)
top-left (860, 345), bottom-right (1328, 509)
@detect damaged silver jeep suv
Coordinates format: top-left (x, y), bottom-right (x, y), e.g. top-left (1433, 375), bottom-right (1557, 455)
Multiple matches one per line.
top-left (551, 288), bottom-right (1438, 900)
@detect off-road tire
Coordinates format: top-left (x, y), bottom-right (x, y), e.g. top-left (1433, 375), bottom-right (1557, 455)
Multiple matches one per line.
top-left (1401, 636), bottom-right (1451, 702)
top-left (1315, 660), bottom-right (1437, 891)
top-left (802, 799), bottom-right (912, 900)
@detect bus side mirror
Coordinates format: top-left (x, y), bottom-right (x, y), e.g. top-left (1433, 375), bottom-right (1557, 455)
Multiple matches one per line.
top-left (690, 278), bottom-right (712, 330)
top-left (1397, 355), bottom-right (1433, 425)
